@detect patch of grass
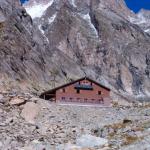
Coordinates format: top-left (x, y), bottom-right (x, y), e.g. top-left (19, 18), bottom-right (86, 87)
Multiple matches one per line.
top-left (143, 103), bottom-right (150, 108)
top-left (105, 122), bottom-right (127, 130)
top-left (105, 122), bottom-right (127, 140)
top-left (108, 132), bottom-right (116, 139)
top-left (112, 101), bottom-right (119, 107)
top-left (123, 135), bottom-right (139, 145)
top-left (132, 126), bottom-right (144, 132)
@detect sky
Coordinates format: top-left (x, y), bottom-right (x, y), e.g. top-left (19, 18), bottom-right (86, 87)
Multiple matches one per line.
top-left (20, 0), bottom-right (150, 13)
top-left (20, 0), bottom-right (28, 3)
top-left (125, 0), bottom-right (150, 13)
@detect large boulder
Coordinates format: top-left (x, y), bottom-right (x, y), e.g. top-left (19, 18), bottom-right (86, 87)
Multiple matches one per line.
top-left (0, 94), bottom-right (4, 104)
top-left (76, 134), bottom-right (108, 148)
top-left (21, 102), bottom-right (40, 124)
top-left (9, 97), bottom-right (25, 106)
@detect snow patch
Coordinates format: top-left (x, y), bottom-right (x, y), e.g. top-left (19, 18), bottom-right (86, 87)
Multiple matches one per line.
top-left (144, 29), bottom-right (150, 33)
top-left (25, 0), bottom-right (54, 19)
top-left (38, 25), bottom-right (49, 43)
top-left (80, 13), bottom-right (99, 38)
top-left (129, 13), bottom-right (147, 25)
top-left (137, 13), bottom-right (147, 24)
top-left (76, 134), bottom-right (108, 148)
top-left (70, 0), bottom-right (77, 7)
top-left (38, 25), bottom-right (44, 34)
top-left (48, 13), bottom-right (57, 24)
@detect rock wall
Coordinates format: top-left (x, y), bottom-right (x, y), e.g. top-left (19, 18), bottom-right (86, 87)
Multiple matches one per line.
top-left (0, 0), bottom-right (149, 100)
top-left (26, 0), bottom-right (150, 99)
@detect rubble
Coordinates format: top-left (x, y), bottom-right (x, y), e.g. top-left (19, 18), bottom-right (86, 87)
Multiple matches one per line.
top-left (0, 92), bottom-right (150, 149)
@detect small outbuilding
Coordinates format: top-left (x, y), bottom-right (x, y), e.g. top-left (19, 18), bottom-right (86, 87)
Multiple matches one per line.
top-left (40, 77), bottom-right (111, 106)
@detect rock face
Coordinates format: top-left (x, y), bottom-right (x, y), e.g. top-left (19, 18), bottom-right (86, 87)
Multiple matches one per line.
top-left (0, 0), bottom-right (149, 100)
top-left (0, 0), bottom-right (83, 92)
top-left (0, 0), bottom-right (45, 90)
top-left (24, 0), bottom-right (150, 100)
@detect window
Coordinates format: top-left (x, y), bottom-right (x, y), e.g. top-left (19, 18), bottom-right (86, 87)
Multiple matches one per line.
top-left (98, 91), bottom-right (102, 95)
top-left (62, 88), bottom-right (65, 93)
top-left (62, 97), bottom-right (65, 101)
top-left (77, 89), bottom-right (80, 94)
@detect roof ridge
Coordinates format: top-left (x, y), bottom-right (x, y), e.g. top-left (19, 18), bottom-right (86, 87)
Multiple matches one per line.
top-left (40, 76), bottom-right (110, 98)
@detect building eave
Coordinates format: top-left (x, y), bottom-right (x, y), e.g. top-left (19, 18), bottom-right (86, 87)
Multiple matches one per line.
top-left (40, 77), bottom-right (110, 98)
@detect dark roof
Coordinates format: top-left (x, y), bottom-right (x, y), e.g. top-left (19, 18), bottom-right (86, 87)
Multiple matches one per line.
top-left (40, 77), bottom-right (110, 97)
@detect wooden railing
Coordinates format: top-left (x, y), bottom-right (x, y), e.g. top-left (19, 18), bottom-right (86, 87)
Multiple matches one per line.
top-left (60, 97), bottom-right (104, 104)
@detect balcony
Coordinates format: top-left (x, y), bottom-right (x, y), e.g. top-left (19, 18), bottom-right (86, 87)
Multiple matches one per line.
top-left (74, 84), bottom-right (93, 90)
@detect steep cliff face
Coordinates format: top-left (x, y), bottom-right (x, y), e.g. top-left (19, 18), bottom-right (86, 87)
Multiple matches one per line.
top-left (0, 0), bottom-right (149, 100)
top-left (0, 0), bottom-right (83, 92)
top-left (23, 0), bottom-right (150, 100)
top-left (0, 0), bottom-right (44, 90)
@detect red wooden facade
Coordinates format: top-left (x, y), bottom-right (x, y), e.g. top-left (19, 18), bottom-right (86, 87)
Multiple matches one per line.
top-left (40, 77), bottom-right (111, 106)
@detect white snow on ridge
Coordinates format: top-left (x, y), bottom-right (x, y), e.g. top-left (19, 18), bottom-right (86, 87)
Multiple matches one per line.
top-left (38, 25), bottom-right (44, 34)
top-left (144, 29), bottom-right (150, 33)
top-left (38, 25), bottom-right (49, 43)
top-left (48, 13), bottom-right (57, 24)
top-left (80, 13), bottom-right (99, 38)
top-left (129, 13), bottom-right (150, 34)
top-left (129, 13), bottom-right (147, 25)
top-left (137, 13), bottom-right (147, 24)
top-left (70, 0), bottom-right (77, 7)
top-left (25, 0), bottom-right (54, 19)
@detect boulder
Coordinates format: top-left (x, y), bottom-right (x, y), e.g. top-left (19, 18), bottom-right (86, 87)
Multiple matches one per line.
top-left (30, 97), bottom-right (41, 103)
top-left (0, 141), bottom-right (2, 147)
top-left (9, 97), bottom-right (26, 106)
top-left (57, 142), bottom-right (81, 150)
top-left (0, 94), bottom-right (3, 99)
top-left (76, 134), bottom-right (108, 148)
top-left (0, 94), bottom-right (4, 104)
top-left (21, 102), bottom-right (40, 124)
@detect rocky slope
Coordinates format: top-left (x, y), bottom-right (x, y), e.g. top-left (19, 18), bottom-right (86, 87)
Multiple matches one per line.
top-left (0, 92), bottom-right (150, 149)
top-left (24, 0), bottom-right (150, 100)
